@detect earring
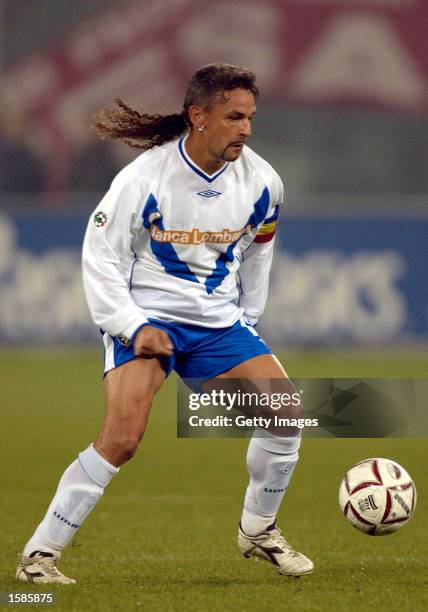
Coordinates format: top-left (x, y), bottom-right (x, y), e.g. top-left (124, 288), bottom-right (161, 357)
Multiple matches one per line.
top-left (197, 125), bottom-right (205, 132)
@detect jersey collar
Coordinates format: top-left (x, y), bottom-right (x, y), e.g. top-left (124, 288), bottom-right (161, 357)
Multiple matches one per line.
top-left (178, 135), bottom-right (229, 184)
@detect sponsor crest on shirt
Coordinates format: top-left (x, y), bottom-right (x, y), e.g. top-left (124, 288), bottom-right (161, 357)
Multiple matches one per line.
top-left (94, 211), bottom-right (108, 227)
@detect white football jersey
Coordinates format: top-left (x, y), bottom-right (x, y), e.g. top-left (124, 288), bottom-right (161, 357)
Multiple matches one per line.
top-left (82, 134), bottom-right (283, 339)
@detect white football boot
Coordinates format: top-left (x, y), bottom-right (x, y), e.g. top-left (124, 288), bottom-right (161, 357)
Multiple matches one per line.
top-left (16, 551), bottom-right (76, 584)
top-left (238, 522), bottom-right (314, 576)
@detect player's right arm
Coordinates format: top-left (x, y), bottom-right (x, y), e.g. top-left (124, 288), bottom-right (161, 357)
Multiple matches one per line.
top-left (82, 175), bottom-right (172, 356)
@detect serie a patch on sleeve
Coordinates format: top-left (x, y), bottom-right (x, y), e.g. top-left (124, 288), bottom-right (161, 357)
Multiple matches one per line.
top-left (254, 205), bottom-right (279, 243)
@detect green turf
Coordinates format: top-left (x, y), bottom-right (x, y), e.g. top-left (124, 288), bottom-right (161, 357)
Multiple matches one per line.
top-left (0, 348), bottom-right (427, 611)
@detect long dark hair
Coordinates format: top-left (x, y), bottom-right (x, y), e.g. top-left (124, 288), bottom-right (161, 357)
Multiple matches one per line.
top-left (93, 62), bottom-right (258, 150)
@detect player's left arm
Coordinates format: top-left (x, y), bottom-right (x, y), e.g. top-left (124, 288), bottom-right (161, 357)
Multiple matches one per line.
top-left (238, 174), bottom-right (283, 326)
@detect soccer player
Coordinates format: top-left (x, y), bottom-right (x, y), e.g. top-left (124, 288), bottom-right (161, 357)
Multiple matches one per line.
top-left (16, 63), bottom-right (313, 583)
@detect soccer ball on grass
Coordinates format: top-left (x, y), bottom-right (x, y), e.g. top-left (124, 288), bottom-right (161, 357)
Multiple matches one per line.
top-left (338, 458), bottom-right (416, 536)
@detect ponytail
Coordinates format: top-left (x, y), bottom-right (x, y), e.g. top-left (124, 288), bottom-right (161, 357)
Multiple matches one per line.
top-left (93, 98), bottom-right (187, 150)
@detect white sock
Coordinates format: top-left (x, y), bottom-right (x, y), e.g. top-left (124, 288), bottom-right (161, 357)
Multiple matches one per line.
top-left (240, 429), bottom-right (301, 536)
top-left (23, 444), bottom-right (118, 557)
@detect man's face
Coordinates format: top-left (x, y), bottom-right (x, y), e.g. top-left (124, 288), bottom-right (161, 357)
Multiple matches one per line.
top-left (199, 88), bottom-right (256, 163)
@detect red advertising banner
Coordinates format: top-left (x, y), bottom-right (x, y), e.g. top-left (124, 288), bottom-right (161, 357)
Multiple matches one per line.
top-left (1, 0), bottom-right (426, 184)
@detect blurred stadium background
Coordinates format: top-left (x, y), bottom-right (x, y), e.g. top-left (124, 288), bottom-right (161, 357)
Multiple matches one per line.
top-left (0, 0), bottom-right (427, 348)
top-left (1, 2), bottom-right (427, 610)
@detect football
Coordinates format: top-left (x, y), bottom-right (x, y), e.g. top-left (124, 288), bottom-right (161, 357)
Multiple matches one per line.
top-left (339, 458), bottom-right (417, 535)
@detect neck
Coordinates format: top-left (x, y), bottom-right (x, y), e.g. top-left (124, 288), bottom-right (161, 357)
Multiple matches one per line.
top-left (185, 132), bottom-right (225, 175)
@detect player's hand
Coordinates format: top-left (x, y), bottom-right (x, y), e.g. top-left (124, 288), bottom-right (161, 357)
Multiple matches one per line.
top-left (133, 325), bottom-right (173, 358)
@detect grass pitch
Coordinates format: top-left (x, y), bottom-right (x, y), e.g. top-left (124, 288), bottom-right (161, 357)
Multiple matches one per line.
top-left (0, 347), bottom-right (427, 611)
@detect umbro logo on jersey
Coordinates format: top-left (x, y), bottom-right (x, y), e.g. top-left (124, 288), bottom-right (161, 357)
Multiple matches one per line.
top-left (196, 190), bottom-right (222, 198)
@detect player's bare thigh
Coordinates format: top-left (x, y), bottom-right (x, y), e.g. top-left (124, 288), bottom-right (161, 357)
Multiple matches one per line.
top-left (95, 356), bottom-right (166, 466)
top-left (220, 353), bottom-right (288, 379)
